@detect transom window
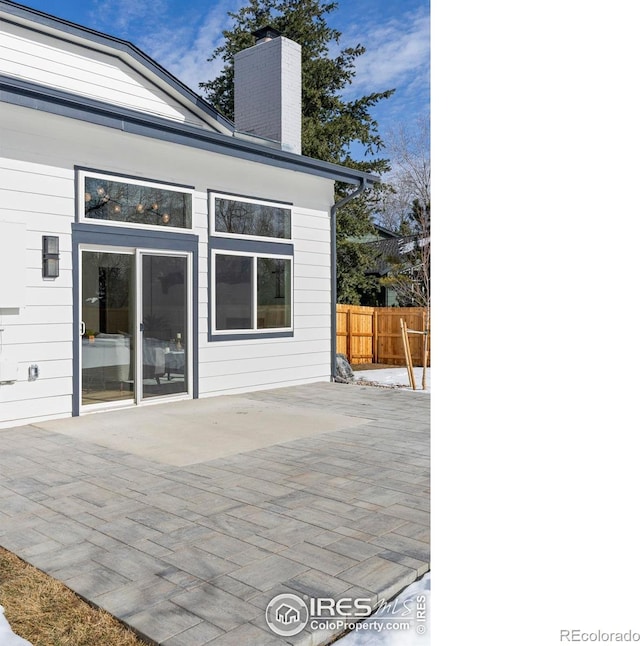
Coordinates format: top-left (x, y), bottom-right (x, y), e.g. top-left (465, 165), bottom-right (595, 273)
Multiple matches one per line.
top-left (214, 253), bottom-right (292, 331)
top-left (214, 196), bottom-right (291, 239)
top-left (82, 173), bottom-right (192, 229)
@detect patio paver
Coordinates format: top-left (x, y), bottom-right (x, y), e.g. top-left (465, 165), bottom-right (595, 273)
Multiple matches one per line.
top-left (0, 382), bottom-right (429, 645)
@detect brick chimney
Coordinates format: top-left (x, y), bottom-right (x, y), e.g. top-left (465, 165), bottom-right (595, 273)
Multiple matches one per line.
top-left (234, 26), bottom-right (302, 155)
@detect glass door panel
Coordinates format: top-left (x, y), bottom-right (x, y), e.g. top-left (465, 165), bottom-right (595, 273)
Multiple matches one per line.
top-left (141, 254), bottom-right (188, 399)
top-left (81, 251), bottom-right (134, 405)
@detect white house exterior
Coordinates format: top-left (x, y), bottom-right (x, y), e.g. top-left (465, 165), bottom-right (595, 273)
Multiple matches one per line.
top-left (0, 1), bottom-right (377, 428)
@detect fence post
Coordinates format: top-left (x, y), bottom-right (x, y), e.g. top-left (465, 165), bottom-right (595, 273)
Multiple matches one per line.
top-left (346, 309), bottom-right (351, 363)
top-left (373, 310), bottom-right (378, 364)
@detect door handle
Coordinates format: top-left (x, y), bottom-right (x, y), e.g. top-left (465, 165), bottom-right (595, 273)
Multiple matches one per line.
top-left (80, 321), bottom-right (86, 336)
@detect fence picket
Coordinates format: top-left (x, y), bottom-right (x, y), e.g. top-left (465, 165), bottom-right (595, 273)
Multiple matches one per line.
top-left (336, 305), bottom-right (430, 366)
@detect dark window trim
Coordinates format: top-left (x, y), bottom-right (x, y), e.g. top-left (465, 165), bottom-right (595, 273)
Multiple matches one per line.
top-left (76, 167), bottom-right (194, 231)
top-left (207, 188), bottom-right (292, 207)
top-left (210, 236), bottom-right (293, 255)
top-left (71, 222), bottom-right (199, 415)
top-left (207, 238), bottom-right (293, 342)
top-left (209, 192), bottom-right (292, 241)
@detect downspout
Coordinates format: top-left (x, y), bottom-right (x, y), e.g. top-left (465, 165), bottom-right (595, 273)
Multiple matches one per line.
top-left (330, 178), bottom-right (368, 381)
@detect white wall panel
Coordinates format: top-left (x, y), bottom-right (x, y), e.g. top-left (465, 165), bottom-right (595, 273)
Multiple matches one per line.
top-left (0, 394), bottom-right (72, 429)
top-left (0, 89), bottom-right (336, 425)
top-left (294, 239), bottom-right (330, 254)
top-left (295, 264), bottom-right (331, 279)
top-left (1, 21), bottom-right (212, 129)
top-left (199, 366), bottom-right (330, 397)
top-left (295, 277), bottom-right (332, 292)
top-left (4, 341), bottom-right (72, 362)
top-left (0, 376), bottom-right (72, 404)
top-left (293, 290), bottom-right (331, 303)
top-left (198, 338), bottom-right (328, 365)
top-left (0, 305), bottom-right (71, 325)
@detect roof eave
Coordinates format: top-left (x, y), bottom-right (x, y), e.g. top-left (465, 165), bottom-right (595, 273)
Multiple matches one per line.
top-left (0, 0), bottom-right (236, 134)
top-left (0, 74), bottom-right (380, 187)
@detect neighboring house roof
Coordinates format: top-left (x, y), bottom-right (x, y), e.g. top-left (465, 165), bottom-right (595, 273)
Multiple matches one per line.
top-left (373, 224), bottom-right (401, 239)
top-left (0, 0), bottom-right (379, 188)
top-left (364, 234), bottom-right (428, 276)
top-left (346, 223), bottom-right (400, 244)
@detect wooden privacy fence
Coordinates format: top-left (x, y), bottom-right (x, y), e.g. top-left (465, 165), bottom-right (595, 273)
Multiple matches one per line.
top-left (336, 305), bottom-right (430, 366)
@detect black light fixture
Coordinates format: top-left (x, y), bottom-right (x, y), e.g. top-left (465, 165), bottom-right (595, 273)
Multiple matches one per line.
top-left (42, 236), bottom-right (60, 278)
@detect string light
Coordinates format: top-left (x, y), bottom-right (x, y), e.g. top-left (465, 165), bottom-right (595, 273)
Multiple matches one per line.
top-left (85, 185), bottom-right (176, 225)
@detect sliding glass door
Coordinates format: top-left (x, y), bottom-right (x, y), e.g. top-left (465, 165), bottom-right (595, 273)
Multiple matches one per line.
top-left (81, 251), bottom-right (135, 406)
top-left (140, 253), bottom-right (188, 400)
top-left (80, 249), bottom-right (189, 409)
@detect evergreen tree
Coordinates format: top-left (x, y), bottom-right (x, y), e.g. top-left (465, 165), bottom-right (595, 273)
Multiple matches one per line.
top-left (200, 0), bottom-right (394, 303)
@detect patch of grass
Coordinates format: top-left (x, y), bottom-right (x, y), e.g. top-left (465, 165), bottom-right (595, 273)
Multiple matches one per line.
top-left (0, 547), bottom-right (147, 646)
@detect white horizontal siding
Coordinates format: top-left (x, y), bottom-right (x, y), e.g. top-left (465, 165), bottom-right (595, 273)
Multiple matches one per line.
top-left (0, 191), bottom-right (74, 217)
top-left (5, 358), bottom-right (69, 380)
top-left (197, 199), bottom-right (332, 398)
top-left (0, 322), bottom-right (69, 344)
top-left (291, 302), bottom-right (330, 318)
top-left (292, 226), bottom-right (329, 243)
top-left (0, 100), bottom-right (336, 426)
top-left (2, 341), bottom-right (72, 362)
top-left (0, 394), bottom-right (72, 429)
top-left (0, 305), bottom-right (71, 325)
top-left (199, 366), bottom-right (330, 398)
top-left (292, 207), bottom-right (330, 226)
top-left (1, 21), bottom-right (211, 129)
top-left (0, 376), bottom-right (72, 404)
top-left (0, 154), bottom-right (74, 426)
top-left (24, 284), bottom-right (71, 307)
top-left (295, 276), bottom-right (332, 292)
top-left (294, 239), bottom-right (330, 255)
top-left (198, 337), bottom-right (329, 364)
top-left (295, 263), bottom-right (331, 279)
top-left (293, 288), bottom-right (331, 302)
top-left (204, 350), bottom-right (328, 375)
top-left (197, 325), bottom-right (331, 346)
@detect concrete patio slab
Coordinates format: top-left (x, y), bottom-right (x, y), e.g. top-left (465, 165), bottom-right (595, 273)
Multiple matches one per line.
top-left (32, 396), bottom-right (372, 467)
top-left (0, 382), bottom-right (429, 646)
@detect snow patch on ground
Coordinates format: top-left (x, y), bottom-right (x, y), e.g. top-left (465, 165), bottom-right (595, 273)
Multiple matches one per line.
top-left (0, 605), bottom-right (32, 646)
top-left (355, 368), bottom-right (430, 394)
top-left (334, 572), bottom-right (430, 645)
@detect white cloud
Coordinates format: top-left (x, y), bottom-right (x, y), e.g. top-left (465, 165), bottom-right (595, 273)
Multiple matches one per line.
top-left (90, 0), bottom-right (170, 35)
top-left (138, 7), bottom-right (232, 94)
top-left (342, 7), bottom-right (430, 97)
top-left (89, 0), bottom-right (241, 96)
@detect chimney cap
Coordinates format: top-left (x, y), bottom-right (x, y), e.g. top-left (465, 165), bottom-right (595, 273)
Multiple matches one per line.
top-left (252, 25), bottom-right (282, 42)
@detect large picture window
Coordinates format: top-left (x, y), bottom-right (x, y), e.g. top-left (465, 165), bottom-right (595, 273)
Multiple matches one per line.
top-left (82, 173), bottom-right (192, 229)
top-left (214, 253), bottom-right (292, 331)
top-left (214, 196), bottom-right (291, 239)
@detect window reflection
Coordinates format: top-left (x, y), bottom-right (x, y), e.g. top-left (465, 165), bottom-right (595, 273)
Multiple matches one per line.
top-left (215, 198), bottom-right (291, 238)
top-left (85, 177), bottom-right (192, 228)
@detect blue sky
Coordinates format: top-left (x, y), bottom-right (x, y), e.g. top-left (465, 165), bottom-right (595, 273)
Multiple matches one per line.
top-left (15, 0), bottom-right (429, 161)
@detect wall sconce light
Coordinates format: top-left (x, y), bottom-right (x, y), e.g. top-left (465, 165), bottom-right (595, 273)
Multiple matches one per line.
top-left (42, 236), bottom-right (60, 278)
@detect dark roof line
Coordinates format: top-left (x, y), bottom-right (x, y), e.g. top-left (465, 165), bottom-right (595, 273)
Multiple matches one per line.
top-left (0, 74), bottom-right (380, 186)
top-left (0, 0), bottom-right (235, 131)
top-left (0, 0), bottom-right (380, 186)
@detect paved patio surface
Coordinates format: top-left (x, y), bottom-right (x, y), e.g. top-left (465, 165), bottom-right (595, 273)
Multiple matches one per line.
top-left (0, 382), bottom-right (430, 646)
